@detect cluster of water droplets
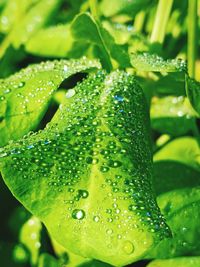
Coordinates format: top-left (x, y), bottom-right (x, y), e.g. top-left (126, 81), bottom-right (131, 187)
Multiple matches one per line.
top-left (131, 52), bottom-right (186, 72)
top-left (0, 69), bottom-right (171, 256)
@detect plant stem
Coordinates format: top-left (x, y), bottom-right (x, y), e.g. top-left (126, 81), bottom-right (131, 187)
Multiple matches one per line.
top-left (150, 0), bottom-right (173, 44)
top-left (89, 0), bottom-right (98, 18)
top-left (188, 0), bottom-right (197, 78)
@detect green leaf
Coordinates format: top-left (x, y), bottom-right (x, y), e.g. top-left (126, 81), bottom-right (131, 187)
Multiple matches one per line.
top-left (0, 71), bottom-right (170, 266)
top-left (20, 216), bottom-right (42, 265)
top-left (147, 257), bottom-right (200, 267)
top-left (38, 253), bottom-right (58, 267)
top-left (186, 75), bottom-right (200, 116)
top-left (25, 24), bottom-right (89, 58)
top-left (130, 53), bottom-right (186, 72)
top-left (71, 12), bottom-right (131, 71)
top-left (11, 0), bottom-right (61, 48)
top-left (150, 96), bottom-right (197, 136)
top-left (0, 57), bottom-right (100, 147)
top-left (100, 0), bottom-right (152, 17)
top-left (102, 21), bottom-right (132, 45)
top-left (151, 73), bottom-right (186, 96)
top-left (153, 161), bottom-right (200, 195)
top-left (147, 187), bottom-right (200, 258)
top-left (154, 137), bottom-right (200, 172)
top-left (0, 0), bottom-right (39, 34)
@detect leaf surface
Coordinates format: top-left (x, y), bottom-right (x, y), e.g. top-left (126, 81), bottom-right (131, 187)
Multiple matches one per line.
top-left (186, 76), bottom-right (200, 116)
top-left (0, 57), bottom-right (100, 146)
top-left (25, 24), bottom-right (89, 58)
top-left (153, 161), bottom-right (200, 195)
top-left (131, 53), bottom-right (186, 73)
top-left (0, 71), bottom-right (170, 266)
top-left (147, 257), bottom-right (200, 267)
top-left (154, 137), bottom-right (200, 172)
top-left (150, 96), bottom-right (197, 136)
top-left (148, 187), bottom-right (200, 258)
top-left (100, 0), bottom-right (152, 17)
top-left (71, 13), bottom-right (130, 71)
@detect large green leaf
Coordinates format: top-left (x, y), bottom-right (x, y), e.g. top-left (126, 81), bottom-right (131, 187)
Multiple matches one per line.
top-left (150, 96), bottom-right (197, 136)
top-left (147, 257), bottom-right (200, 267)
top-left (25, 24), bottom-right (89, 58)
top-left (0, 57), bottom-right (100, 147)
top-left (71, 12), bottom-right (131, 71)
top-left (0, 71), bottom-right (170, 266)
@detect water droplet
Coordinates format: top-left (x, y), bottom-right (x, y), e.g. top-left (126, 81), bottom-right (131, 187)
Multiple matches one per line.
top-left (106, 229), bottom-right (113, 235)
top-left (100, 166), bottom-right (109, 172)
top-left (114, 95), bottom-right (124, 102)
top-left (86, 157), bottom-right (99, 164)
top-left (4, 88), bottom-right (11, 94)
top-left (77, 189), bottom-right (89, 199)
top-left (18, 81), bottom-right (26, 88)
top-left (66, 89), bottom-right (76, 98)
top-left (93, 216), bottom-right (100, 222)
top-left (123, 241), bottom-right (134, 255)
top-left (107, 160), bottom-right (122, 168)
top-left (115, 175), bottom-right (122, 179)
top-left (72, 209), bottom-right (85, 220)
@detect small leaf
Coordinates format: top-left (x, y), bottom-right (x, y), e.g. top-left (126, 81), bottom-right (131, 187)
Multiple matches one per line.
top-left (154, 137), bottom-right (200, 172)
top-left (38, 253), bottom-right (58, 267)
top-left (131, 53), bottom-right (186, 72)
top-left (147, 257), bottom-right (200, 267)
top-left (186, 75), bottom-right (200, 116)
top-left (0, 71), bottom-right (170, 266)
top-left (71, 12), bottom-right (130, 71)
top-left (150, 96), bottom-right (197, 136)
top-left (20, 216), bottom-right (42, 265)
top-left (153, 161), bottom-right (200, 195)
top-left (0, 57), bottom-right (100, 147)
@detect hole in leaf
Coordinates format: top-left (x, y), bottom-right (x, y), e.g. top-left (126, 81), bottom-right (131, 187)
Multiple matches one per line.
top-left (0, 116), bottom-right (4, 123)
top-left (58, 72), bottom-right (87, 90)
top-left (38, 73), bottom-right (87, 130)
top-left (37, 101), bottom-right (59, 131)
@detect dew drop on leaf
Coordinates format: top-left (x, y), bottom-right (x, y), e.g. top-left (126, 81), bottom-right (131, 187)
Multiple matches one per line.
top-left (100, 166), bottom-right (109, 172)
top-left (107, 160), bottom-right (122, 168)
top-left (18, 81), bottom-right (26, 88)
top-left (123, 241), bottom-right (135, 255)
top-left (93, 216), bottom-right (100, 222)
top-left (106, 229), bottom-right (113, 235)
top-left (72, 209), bottom-right (85, 220)
top-left (77, 189), bottom-right (89, 199)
